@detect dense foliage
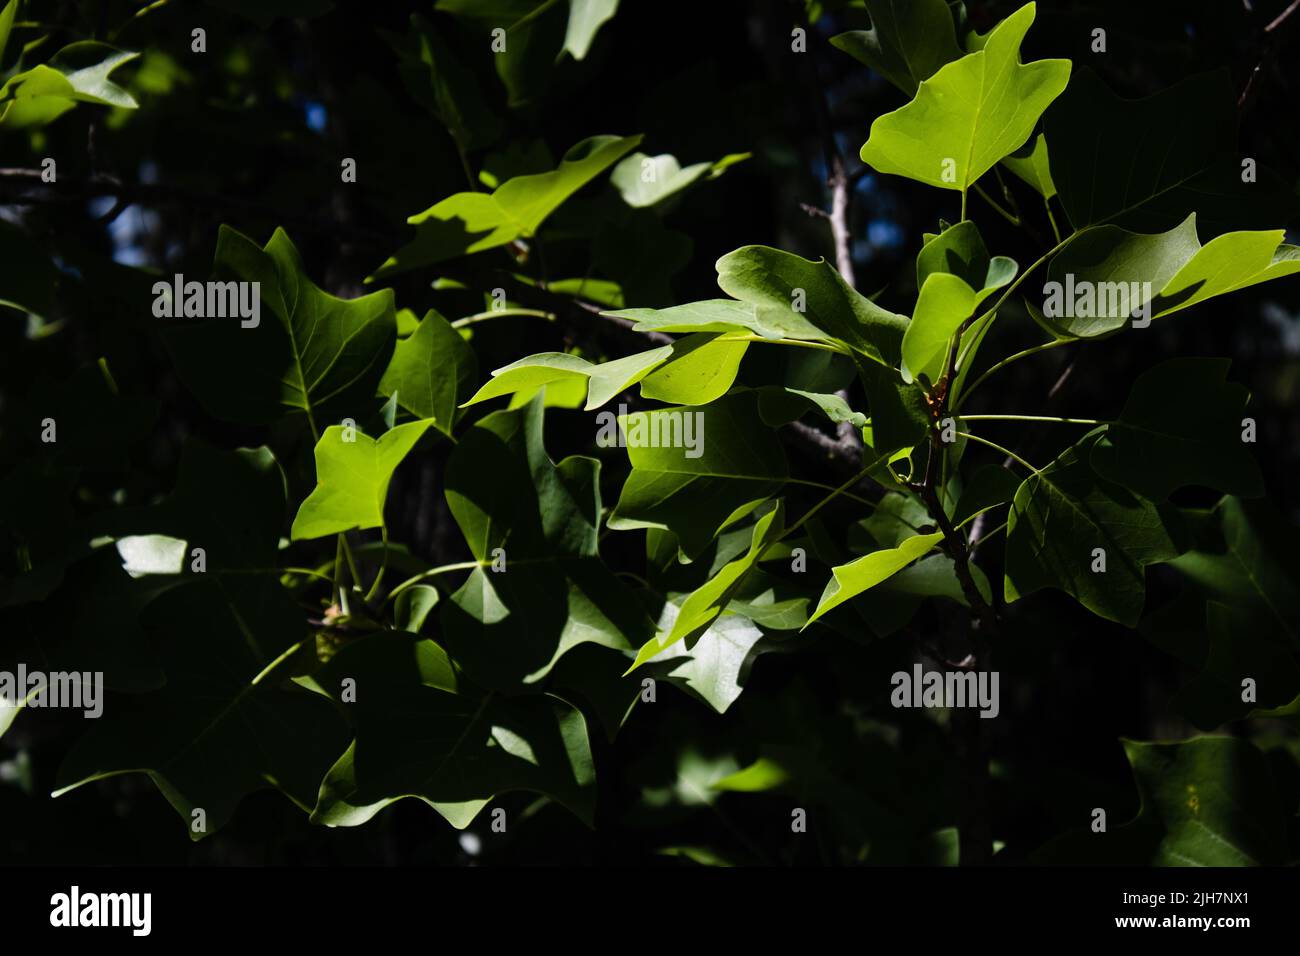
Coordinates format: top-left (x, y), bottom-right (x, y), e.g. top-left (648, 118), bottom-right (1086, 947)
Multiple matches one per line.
top-left (2, 0), bottom-right (1299, 866)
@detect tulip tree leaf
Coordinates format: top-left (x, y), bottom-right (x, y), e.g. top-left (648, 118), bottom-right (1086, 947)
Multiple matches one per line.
top-left (166, 226), bottom-right (396, 430)
top-left (638, 602), bottom-right (778, 715)
top-left (1091, 358), bottom-right (1263, 499)
top-left (716, 246), bottom-right (906, 360)
top-left (902, 252), bottom-right (1014, 384)
top-left (378, 310), bottom-right (477, 434)
top-left (1044, 69), bottom-right (1294, 233)
top-left (1175, 601), bottom-right (1300, 730)
top-left (830, 0), bottom-right (962, 96)
top-left (608, 391), bottom-right (789, 557)
top-left (465, 332), bottom-right (747, 411)
top-left (291, 420), bottom-right (433, 540)
top-left (629, 504), bottom-right (785, 670)
top-left (1001, 133), bottom-right (1056, 199)
top-left (756, 387), bottom-right (868, 430)
top-left (54, 581), bottom-right (349, 840)
top-left (1005, 431), bottom-right (1184, 625)
top-left (636, 333), bottom-right (749, 406)
top-left (1118, 738), bottom-right (1285, 865)
top-left (611, 151), bottom-right (748, 208)
top-left (1038, 214), bottom-right (1300, 338)
top-left (1169, 497), bottom-right (1300, 648)
top-left (373, 134), bottom-right (642, 277)
top-left (439, 397), bottom-right (655, 690)
top-left (390, 14), bottom-right (501, 150)
top-left (611, 299), bottom-right (766, 337)
top-left (307, 632), bottom-right (596, 829)
top-left (0, 42), bottom-right (139, 128)
top-left (564, 0), bottom-right (620, 60)
top-left (860, 3), bottom-right (1070, 193)
top-left (806, 532), bottom-right (944, 626)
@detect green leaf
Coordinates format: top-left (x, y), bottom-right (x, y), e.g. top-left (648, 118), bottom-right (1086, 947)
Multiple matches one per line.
top-left (1175, 601), bottom-right (1300, 730)
top-left (757, 387), bottom-right (868, 430)
top-left (440, 397), bottom-right (654, 689)
top-left (637, 333), bottom-right (749, 406)
top-left (394, 584), bottom-right (441, 634)
top-left (389, 14), bottom-right (501, 150)
top-left (1001, 133), bottom-right (1055, 199)
top-left (564, 0), bottom-right (620, 60)
top-left (291, 420), bottom-right (432, 540)
top-left (608, 391), bottom-right (789, 557)
top-left (902, 249), bottom-right (1014, 385)
top-left (372, 134), bottom-right (642, 278)
top-left (951, 464), bottom-right (1020, 527)
top-left (610, 151), bottom-right (749, 208)
top-left (806, 532), bottom-right (943, 626)
top-left (830, 0), bottom-right (962, 95)
top-left (0, 42), bottom-right (140, 128)
top-left (378, 310), bottom-right (477, 434)
top-left (1120, 738), bottom-right (1286, 865)
top-left (1039, 214), bottom-right (1300, 338)
top-left (1044, 69), bottom-right (1293, 233)
top-left (54, 582), bottom-right (348, 839)
top-left (166, 226), bottom-right (396, 430)
top-left (308, 632), bottom-right (596, 829)
top-left (611, 298), bottom-right (807, 341)
top-left (464, 334), bottom-right (743, 411)
top-left (1169, 497), bottom-right (1300, 648)
top-left (855, 355), bottom-right (931, 455)
top-left (916, 219), bottom-right (1000, 290)
top-left (710, 757), bottom-right (790, 793)
top-left (1004, 432), bottom-right (1184, 625)
top-left (1091, 358), bottom-right (1263, 499)
top-left (629, 504), bottom-right (784, 670)
top-left (716, 246), bottom-right (906, 360)
top-left (0, 0), bottom-right (16, 67)
top-left (860, 3), bottom-right (1069, 193)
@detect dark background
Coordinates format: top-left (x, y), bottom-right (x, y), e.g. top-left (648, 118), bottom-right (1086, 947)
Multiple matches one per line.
top-left (1, 0), bottom-right (1298, 865)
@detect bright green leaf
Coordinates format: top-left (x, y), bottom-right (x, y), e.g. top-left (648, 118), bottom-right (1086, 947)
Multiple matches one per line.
top-left (860, 4), bottom-right (1070, 193)
top-left (372, 134), bottom-right (642, 278)
top-left (291, 420), bottom-right (433, 540)
top-left (806, 532), bottom-right (943, 626)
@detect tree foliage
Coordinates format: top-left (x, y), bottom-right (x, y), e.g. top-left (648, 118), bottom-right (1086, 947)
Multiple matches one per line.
top-left (1, 0), bottom-right (1299, 867)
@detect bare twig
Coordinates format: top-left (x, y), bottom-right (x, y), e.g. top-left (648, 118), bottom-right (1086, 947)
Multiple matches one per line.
top-left (1266, 0), bottom-right (1300, 32)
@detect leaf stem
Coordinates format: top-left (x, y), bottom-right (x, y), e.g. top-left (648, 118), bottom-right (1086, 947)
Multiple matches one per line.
top-left (385, 560), bottom-right (486, 605)
top-left (451, 308), bottom-right (555, 328)
top-left (736, 335), bottom-right (849, 355)
top-left (957, 431), bottom-right (1041, 475)
top-left (784, 476), bottom-right (881, 512)
top-left (363, 525), bottom-right (390, 605)
top-left (954, 338), bottom-right (1073, 411)
top-left (1044, 198), bottom-right (1061, 243)
top-left (960, 414), bottom-right (1104, 425)
top-left (972, 183), bottom-right (1020, 226)
top-left (339, 533), bottom-right (362, 592)
top-left (250, 639), bottom-right (305, 687)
